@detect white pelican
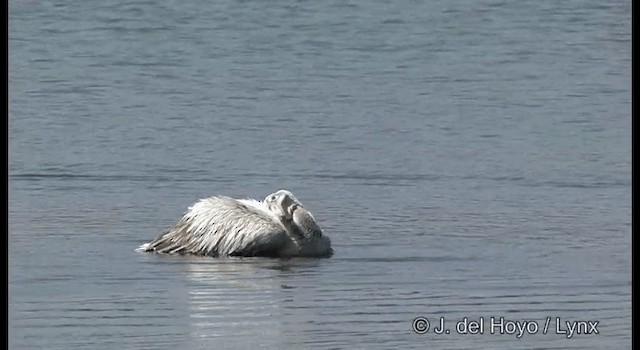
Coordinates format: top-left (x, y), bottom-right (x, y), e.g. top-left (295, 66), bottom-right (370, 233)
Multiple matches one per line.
top-left (136, 189), bottom-right (333, 258)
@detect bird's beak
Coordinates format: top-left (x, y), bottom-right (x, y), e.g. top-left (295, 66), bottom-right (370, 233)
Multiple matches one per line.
top-left (287, 203), bottom-right (299, 217)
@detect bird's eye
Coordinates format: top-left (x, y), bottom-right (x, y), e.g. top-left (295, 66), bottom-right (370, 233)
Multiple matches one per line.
top-left (270, 196), bottom-right (276, 201)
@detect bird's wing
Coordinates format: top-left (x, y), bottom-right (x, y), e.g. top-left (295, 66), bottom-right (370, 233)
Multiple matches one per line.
top-left (140, 196), bottom-right (290, 257)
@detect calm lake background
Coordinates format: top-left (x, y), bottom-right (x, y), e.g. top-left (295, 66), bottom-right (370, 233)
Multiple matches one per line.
top-left (9, 0), bottom-right (631, 349)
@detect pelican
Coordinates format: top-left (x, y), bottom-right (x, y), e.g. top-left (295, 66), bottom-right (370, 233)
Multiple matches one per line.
top-left (136, 189), bottom-right (333, 258)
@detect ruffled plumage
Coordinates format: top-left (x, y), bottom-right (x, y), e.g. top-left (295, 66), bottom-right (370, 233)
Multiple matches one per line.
top-left (137, 190), bottom-right (332, 258)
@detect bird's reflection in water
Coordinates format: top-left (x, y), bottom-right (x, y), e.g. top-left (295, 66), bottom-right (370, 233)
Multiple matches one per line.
top-left (183, 257), bottom-right (324, 348)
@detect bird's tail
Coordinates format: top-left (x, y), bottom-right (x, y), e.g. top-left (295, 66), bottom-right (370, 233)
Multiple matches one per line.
top-left (135, 243), bottom-right (151, 252)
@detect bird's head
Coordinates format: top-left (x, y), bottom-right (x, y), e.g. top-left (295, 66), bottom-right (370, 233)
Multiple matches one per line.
top-left (264, 189), bottom-right (303, 220)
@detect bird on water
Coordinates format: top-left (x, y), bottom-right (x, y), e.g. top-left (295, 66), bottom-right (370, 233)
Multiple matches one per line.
top-left (137, 189), bottom-right (333, 258)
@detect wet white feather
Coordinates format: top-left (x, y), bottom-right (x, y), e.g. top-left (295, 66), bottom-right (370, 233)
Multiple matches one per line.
top-left (137, 190), bottom-right (332, 258)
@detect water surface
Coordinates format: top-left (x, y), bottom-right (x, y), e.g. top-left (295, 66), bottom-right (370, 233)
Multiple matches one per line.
top-left (9, 0), bottom-right (631, 348)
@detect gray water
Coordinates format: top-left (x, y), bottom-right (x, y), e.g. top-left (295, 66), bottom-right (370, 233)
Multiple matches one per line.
top-left (9, 0), bottom-right (631, 349)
